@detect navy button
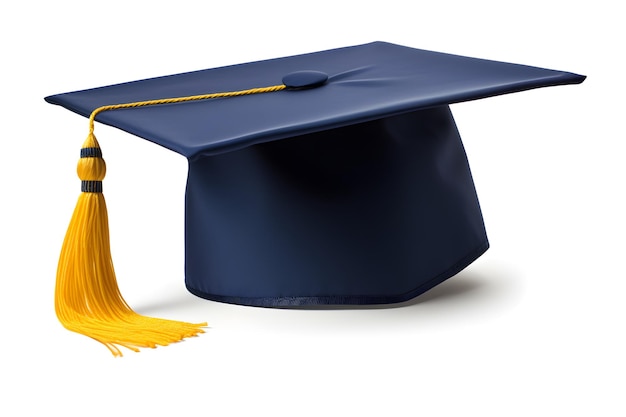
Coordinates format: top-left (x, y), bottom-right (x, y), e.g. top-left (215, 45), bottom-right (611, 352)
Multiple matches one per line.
top-left (282, 71), bottom-right (328, 90)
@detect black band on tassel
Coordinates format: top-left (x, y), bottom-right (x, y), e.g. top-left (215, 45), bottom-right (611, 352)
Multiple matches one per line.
top-left (80, 147), bottom-right (102, 158)
top-left (81, 180), bottom-right (103, 193)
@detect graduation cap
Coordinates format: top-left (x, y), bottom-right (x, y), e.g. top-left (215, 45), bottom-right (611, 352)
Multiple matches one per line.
top-left (45, 41), bottom-right (585, 356)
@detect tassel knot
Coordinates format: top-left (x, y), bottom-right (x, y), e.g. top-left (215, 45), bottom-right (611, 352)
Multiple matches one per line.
top-left (77, 134), bottom-right (106, 182)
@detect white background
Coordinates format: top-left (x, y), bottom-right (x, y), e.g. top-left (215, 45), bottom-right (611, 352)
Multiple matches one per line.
top-left (1, 1), bottom-right (623, 415)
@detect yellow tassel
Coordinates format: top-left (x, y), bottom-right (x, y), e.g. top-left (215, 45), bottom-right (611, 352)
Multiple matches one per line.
top-left (55, 84), bottom-right (286, 355)
top-left (56, 133), bottom-right (206, 357)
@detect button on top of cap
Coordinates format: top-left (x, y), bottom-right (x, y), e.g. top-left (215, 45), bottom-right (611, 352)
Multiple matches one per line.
top-left (282, 71), bottom-right (328, 90)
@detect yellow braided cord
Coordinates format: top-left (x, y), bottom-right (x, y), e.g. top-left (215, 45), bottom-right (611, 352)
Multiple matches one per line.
top-left (88, 84), bottom-right (287, 134)
top-left (57, 84), bottom-right (285, 356)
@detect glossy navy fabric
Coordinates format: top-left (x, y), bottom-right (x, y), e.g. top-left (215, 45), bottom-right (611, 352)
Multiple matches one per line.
top-left (185, 106), bottom-right (488, 305)
top-left (44, 42), bottom-right (585, 306)
top-left (45, 42), bottom-right (584, 159)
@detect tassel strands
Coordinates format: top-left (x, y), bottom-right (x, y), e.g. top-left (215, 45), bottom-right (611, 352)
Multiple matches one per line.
top-left (55, 133), bottom-right (206, 357)
top-left (55, 84), bottom-right (286, 356)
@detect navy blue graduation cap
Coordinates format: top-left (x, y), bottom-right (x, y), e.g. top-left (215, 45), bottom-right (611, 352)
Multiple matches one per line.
top-left (46, 41), bottom-right (585, 355)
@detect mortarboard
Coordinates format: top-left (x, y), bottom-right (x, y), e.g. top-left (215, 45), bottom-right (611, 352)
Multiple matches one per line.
top-left (45, 41), bottom-right (585, 356)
